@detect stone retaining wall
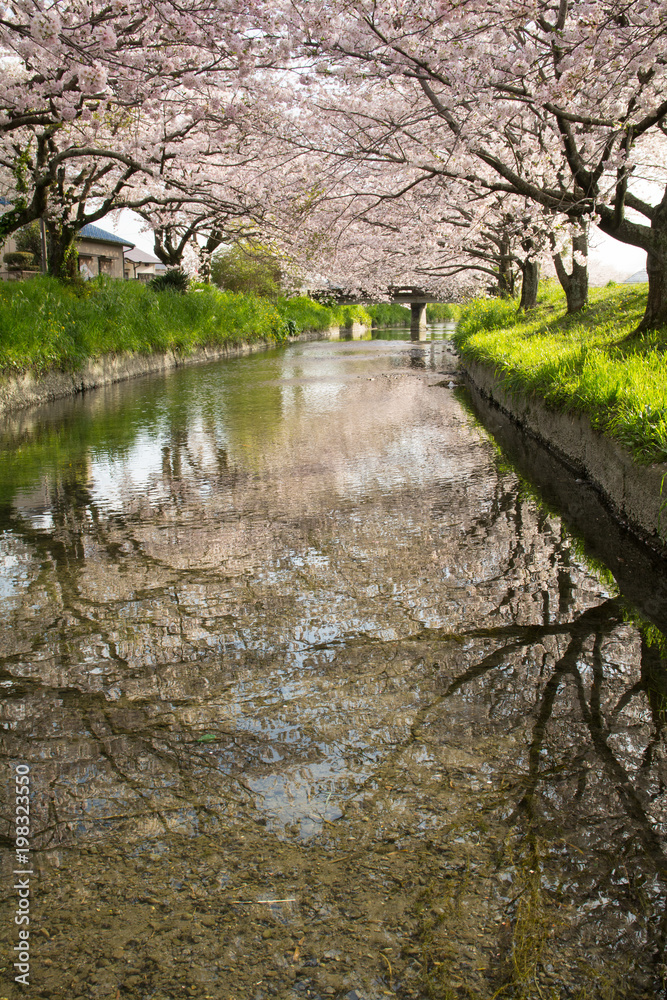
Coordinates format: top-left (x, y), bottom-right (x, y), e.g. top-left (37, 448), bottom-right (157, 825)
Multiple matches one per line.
top-left (464, 359), bottom-right (667, 553)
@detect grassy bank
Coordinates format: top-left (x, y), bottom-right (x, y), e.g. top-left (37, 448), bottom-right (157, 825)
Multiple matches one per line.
top-left (426, 302), bottom-right (459, 323)
top-left (366, 302), bottom-right (411, 326)
top-left (0, 277), bottom-right (371, 377)
top-left (454, 281), bottom-right (667, 465)
top-left (364, 302), bottom-right (460, 327)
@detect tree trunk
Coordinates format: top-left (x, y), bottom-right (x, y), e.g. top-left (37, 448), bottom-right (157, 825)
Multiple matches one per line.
top-left (630, 187), bottom-right (667, 331)
top-left (198, 231), bottom-right (224, 284)
top-left (633, 187), bottom-right (667, 332)
top-left (46, 225), bottom-right (78, 280)
top-left (198, 251), bottom-right (212, 283)
top-left (553, 219), bottom-right (589, 313)
top-left (153, 226), bottom-right (184, 267)
top-left (497, 235), bottom-right (514, 297)
top-left (638, 240), bottom-right (667, 332)
top-left (518, 260), bottom-right (540, 310)
top-left (596, 195), bottom-right (667, 334)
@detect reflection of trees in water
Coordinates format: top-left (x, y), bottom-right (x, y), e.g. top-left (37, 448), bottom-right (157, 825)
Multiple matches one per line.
top-left (314, 583), bottom-right (665, 990)
top-left (0, 443), bottom-right (251, 843)
top-left (405, 597), bottom-right (667, 989)
top-left (1, 477), bottom-right (662, 796)
top-left (0, 377), bottom-right (665, 993)
top-left (516, 600), bottom-right (666, 971)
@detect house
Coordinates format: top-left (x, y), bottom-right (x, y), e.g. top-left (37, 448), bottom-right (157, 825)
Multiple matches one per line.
top-left (0, 222), bottom-right (135, 281)
top-left (0, 234), bottom-right (41, 280)
top-left (123, 247), bottom-right (167, 282)
top-left (0, 210), bottom-right (41, 280)
top-left (76, 224), bottom-right (134, 280)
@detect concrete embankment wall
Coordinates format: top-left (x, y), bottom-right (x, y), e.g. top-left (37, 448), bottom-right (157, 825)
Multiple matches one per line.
top-left (0, 326), bottom-right (347, 416)
top-left (464, 359), bottom-right (667, 554)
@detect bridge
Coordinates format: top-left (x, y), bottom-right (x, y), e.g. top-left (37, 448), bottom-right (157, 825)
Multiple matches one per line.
top-left (389, 288), bottom-right (446, 338)
top-left (332, 286), bottom-right (448, 338)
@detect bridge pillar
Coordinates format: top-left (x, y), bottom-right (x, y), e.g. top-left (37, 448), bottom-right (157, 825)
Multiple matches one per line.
top-left (410, 302), bottom-right (427, 340)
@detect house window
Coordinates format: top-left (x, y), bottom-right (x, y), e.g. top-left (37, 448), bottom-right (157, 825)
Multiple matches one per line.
top-left (78, 256), bottom-right (95, 281)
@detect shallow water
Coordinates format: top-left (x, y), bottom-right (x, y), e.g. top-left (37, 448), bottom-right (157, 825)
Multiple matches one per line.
top-left (0, 333), bottom-right (666, 1000)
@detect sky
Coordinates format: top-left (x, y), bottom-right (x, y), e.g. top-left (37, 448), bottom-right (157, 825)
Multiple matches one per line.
top-left (103, 208), bottom-right (648, 287)
top-left (586, 227), bottom-right (647, 284)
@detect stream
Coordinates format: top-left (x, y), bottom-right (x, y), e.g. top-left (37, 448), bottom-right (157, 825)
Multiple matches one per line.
top-left (0, 331), bottom-right (665, 1000)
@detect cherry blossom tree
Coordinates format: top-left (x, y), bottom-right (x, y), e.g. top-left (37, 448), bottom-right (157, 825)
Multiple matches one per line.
top-left (5, 0), bottom-right (663, 320)
top-left (551, 219), bottom-right (590, 314)
top-left (264, 0), bottom-right (667, 329)
top-left (243, 69), bottom-right (564, 307)
top-left (0, 0), bottom-right (284, 272)
top-left (245, 137), bottom-right (550, 305)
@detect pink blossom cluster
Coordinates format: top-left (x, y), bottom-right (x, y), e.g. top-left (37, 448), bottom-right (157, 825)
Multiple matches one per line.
top-left (1, 1), bottom-right (666, 325)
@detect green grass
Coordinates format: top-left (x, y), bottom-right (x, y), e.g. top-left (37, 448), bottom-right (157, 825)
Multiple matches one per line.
top-left (366, 302), bottom-right (411, 327)
top-left (363, 302), bottom-right (460, 327)
top-left (427, 302), bottom-right (460, 323)
top-left (454, 280), bottom-right (667, 465)
top-left (275, 294), bottom-right (371, 333)
top-left (0, 278), bottom-right (370, 377)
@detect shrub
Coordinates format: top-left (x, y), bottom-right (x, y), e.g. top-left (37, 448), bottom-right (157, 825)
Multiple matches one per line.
top-left (4, 251), bottom-right (36, 271)
top-left (149, 268), bottom-right (190, 294)
top-left (426, 303), bottom-right (460, 323)
top-left (274, 295), bottom-right (339, 333)
top-left (457, 296), bottom-right (521, 335)
top-left (338, 303), bottom-right (372, 326)
top-left (367, 303), bottom-right (411, 327)
top-left (211, 243), bottom-right (284, 297)
top-left (15, 223), bottom-right (43, 266)
top-left (0, 277), bottom-right (355, 376)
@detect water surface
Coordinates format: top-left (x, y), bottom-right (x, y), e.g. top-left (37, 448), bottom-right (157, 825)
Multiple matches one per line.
top-left (0, 335), bottom-right (665, 1000)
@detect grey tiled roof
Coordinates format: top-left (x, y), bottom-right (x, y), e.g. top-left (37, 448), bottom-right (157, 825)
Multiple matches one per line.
top-left (124, 246), bottom-right (160, 264)
top-left (78, 224), bottom-right (135, 248)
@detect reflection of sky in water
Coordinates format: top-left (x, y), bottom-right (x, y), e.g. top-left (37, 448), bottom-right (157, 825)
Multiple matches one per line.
top-left (88, 429), bottom-right (223, 512)
top-left (4, 340), bottom-right (477, 523)
top-left (0, 336), bottom-right (666, 993)
top-left (215, 706), bottom-right (389, 837)
top-left (0, 536), bottom-right (33, 601)
top-left (281, 381), bottom-right (347, 416)
top-left (89, 434), bottom-right (165, 511)
top-left (247, 764), bottom-right (347, 838)
top-left (67, 348), bottom-right (474, 514)
top-left (25, 512), bottom-right (54, 531)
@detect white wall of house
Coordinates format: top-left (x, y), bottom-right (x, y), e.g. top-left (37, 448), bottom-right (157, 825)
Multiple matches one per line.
top-left (124, 261), bottom-right (162, 281)
top-left (1, 235), bottom-right (127, 281)
top-left (77, 239), bottom-right (125, 280)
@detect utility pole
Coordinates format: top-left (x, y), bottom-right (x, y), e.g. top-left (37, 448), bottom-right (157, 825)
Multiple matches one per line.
top-left (39, 218), bottom-right (48, 274)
